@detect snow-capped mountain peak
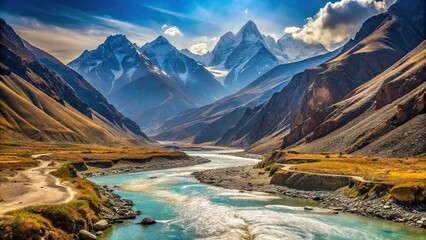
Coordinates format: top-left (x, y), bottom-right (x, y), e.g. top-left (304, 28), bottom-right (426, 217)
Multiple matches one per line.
top-left (140, 36), bottom-right (176, 64)
top-left (104, 34), bottom-right (129, 45)
top-left (235, 20), bottom-right (264, 44)
top-left (68, 34), bottom-right (158, 94)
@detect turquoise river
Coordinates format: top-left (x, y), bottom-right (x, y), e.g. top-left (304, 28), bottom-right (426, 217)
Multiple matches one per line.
top-left (90, 150), bottom-right (426, 240)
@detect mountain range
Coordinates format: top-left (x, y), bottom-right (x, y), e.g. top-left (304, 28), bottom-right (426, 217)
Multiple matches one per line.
top-left (194, 21), bottom-right (329, 93)
top-left (153, 48), bottom-right (341, 142)
top-left (216, 0), bottom-right (426, 155)
top-left (67, 20), bottom-right (328, 132)
top-left (68, 35), bottom-right (225, 131)
top-left (153, 0), bottom-right (425, 157)
top-left (1, 0), bottom-right (424, 158)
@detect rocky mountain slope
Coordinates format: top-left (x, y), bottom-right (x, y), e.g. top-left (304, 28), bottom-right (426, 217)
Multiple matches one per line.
top-left (216, 0), bottom-right (425, 154)
top-left (293, 40), bottom-right (426, 157)
top-left (0, 19), bottom-right (150, 143)
top-left (153, 49), bottom-right (340, 142)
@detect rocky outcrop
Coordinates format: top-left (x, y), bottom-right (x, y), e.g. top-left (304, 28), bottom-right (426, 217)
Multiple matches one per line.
top-left (98, 185), bottom-right (137, 221)
top-left (391, 185), bottom-right (426, 204)
top-left (140, 218), bottom-right (156, 225)
top-left (270, 171), bottom-right (351, 191)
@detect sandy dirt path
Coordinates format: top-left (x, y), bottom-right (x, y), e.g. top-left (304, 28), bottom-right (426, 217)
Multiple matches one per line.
top-left (0, 155), bottom-right (76, 214)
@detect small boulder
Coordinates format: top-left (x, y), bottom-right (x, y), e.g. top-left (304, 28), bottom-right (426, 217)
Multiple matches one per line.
top-left (95, 231), bottom-right (103, 236)
top-left (141, 218), bottom-right (156, 225)
top-left (93, 219), bottom-right (109, 231)
top-left (79, 230), bottom-right (97, 240)
top-left (135, 210), bottom-right (142, 215)
top-left (312, 196), bottom-right (321, 201)
top-left (304, 206), bottom-right (313, 211)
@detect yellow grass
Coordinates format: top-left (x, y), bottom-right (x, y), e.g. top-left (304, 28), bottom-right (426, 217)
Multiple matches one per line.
top-left (265, 150), bottom-right (426, 185)
top-left (0, 141), bottom-right (185, 167)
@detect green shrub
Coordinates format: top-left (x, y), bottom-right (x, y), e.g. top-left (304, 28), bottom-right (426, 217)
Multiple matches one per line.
top-left (287, 150), bottom-right (300, 154)
top-left (269, 165), bottom-right (280, 176)
top-left (264, 164), bottom-right (280, 176)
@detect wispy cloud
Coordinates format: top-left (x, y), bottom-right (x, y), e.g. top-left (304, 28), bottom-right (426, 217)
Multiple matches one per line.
top-left (141, 4), bottom-right (210, 24)
top-left (2, 13), bottom-right (158, 63)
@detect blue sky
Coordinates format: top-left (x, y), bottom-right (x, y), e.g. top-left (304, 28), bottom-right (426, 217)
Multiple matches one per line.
top-left (0, 0), bottom-right (395, 62)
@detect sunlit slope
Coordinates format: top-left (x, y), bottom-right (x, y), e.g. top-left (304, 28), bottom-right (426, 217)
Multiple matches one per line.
top-left (0, 71), bottom-right (121, 143)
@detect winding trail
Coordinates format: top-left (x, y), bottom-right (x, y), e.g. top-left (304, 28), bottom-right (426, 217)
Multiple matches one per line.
top-left (0, 154), bottom-right (76, 214)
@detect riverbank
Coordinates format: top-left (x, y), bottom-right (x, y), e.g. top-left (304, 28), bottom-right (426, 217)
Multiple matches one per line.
top-left (80, 156), bottom-right (210, 177)
top-left (193, 166), bottom-right (426, 229)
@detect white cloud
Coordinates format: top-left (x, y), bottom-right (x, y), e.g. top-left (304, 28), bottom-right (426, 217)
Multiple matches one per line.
top-left (244, 9), bottom-right (249, 15)
top-left (161, 24), bottom-right (169, 30)
top-left (189, 43), bottom-right (208, 55)
top-left (284, 0), bottom-right (396, 49)
top-left (163, 26), bottom-right (183, 37)
top-left (283, 26), bottom-right (301, 34)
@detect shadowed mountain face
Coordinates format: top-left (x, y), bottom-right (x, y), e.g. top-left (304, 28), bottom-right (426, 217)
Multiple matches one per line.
top-left (0, 19), bottom-right (150, 143)
top-left (152, 49), bottom-right (340, 142)
top-left (216, 0), bottom-right (425, 154)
